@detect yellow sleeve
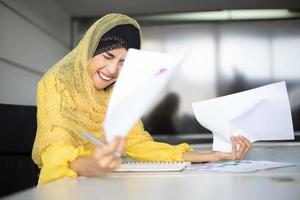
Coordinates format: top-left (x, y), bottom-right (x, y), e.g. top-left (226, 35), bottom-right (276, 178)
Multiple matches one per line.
top-left (38, 143), bottom-right (91, 185)
top-left (125, 121), bottom-right (193, 162)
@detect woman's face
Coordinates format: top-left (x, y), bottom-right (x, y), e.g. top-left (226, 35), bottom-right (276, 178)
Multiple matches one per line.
top-left (89, 48), bottom-right (127, 90)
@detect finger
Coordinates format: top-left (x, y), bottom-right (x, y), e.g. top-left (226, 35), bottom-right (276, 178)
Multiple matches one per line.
top-left (98, 154), bottom-right (118, 169)
top-left (240, 135), bottom-right (252, 152)
top-left (107, 136), bottom-right (122, 151)
top-left (230, 137), bottom-right (237, 160)
top-left (236, 136), bottom-right (247, 150)
top-left (94, 146), bottom-right (114, 159)
top-left (234, 136), bottom-right (247, 159)
top-left (97, 137), bottom-right (121, 157)
top-left (108, 158), bottom-right (122, 170)
top-left (237, 136), bottom-right (252, 158)
top-left (116, 137), bottom-right (125, 153)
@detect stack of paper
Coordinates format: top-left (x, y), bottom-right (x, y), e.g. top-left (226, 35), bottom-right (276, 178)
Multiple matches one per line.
top-left (192, 82), bottom-right (294, 152)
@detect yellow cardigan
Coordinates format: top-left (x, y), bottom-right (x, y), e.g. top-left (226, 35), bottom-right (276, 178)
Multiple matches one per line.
top-left (31, 13), bottom-right (192, 185)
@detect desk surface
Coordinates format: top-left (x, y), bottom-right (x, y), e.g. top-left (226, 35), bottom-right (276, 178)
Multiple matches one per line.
top-left (3, 146), bottom-right (300, 200)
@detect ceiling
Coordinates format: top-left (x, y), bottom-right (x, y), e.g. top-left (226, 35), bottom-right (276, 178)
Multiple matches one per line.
top-left (57, 0), bottom-right (300, 17)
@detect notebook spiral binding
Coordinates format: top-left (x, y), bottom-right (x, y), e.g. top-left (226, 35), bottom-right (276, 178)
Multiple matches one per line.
top-left (124, 161), bottom-right (190, 165)
top-left (114, 161), bottom-right (191, 172)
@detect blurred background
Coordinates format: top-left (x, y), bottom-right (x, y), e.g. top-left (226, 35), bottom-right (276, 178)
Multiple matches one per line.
top-left (1, 0), bottom-right (300, 144)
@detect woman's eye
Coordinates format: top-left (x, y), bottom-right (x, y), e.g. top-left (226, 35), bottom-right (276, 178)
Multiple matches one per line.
top-left (103, 54), bottom-right (112, 59)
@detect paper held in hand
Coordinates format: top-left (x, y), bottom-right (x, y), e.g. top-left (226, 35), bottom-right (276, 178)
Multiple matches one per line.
top-left (192, 81), bottom-right (294, 152)
top-left (104, 49), bottom-right (183, 142)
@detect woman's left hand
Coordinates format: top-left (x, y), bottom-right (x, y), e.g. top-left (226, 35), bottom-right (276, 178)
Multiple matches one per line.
top-left (214, 135), bottom-right (252, 161)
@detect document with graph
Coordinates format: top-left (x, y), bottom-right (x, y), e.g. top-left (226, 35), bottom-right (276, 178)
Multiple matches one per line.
top-left (190, 160), bottom-right (295, 173)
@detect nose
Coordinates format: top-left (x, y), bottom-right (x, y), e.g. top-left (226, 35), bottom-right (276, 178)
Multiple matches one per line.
top-left (106, 62), bottom-right (119, 77)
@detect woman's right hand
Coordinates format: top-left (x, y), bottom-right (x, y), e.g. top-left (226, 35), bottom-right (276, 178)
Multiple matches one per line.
top-left (69, 136), bottom-right (125, 177)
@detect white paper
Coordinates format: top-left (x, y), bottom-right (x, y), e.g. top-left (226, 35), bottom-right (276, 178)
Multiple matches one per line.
top-left (190, 160), bottom-right (295, 173)
top-left (192, 81), bottom-right (294, 152)
top-left (104, 49), bottom-right (182, 142)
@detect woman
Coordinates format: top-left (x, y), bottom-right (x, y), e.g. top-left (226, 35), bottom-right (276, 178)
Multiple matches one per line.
top-left (32, 13), bottom-right (251, 185)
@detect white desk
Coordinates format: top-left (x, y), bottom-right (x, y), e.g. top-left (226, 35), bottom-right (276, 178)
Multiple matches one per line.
top-left (3, 145), bottom-right (300, 200)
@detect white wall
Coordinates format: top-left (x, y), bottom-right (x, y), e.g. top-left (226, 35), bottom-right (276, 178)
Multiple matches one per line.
top-left (0, 0), bottom-right (71, 105)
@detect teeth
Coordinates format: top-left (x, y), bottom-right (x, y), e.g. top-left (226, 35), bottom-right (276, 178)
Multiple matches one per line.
top-left (98, 72), bottom-right (112, 81)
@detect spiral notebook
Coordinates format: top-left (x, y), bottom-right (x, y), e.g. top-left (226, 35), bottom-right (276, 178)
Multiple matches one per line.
top-left (81, 132), bottom-right (190, 172)
top-left (114, 161), bottom-right (191, 172)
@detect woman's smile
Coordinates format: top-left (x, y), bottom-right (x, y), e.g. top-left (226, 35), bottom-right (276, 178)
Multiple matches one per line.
top-left (98, 71), bottom-right (113, 81)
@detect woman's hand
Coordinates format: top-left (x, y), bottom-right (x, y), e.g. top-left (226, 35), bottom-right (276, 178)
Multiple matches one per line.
top-left (182, 135), bottom-right (252, 163)
top-left (214, 135), bottom-right (252, 161)
top-left (69, 136), bottom-right (125, 177)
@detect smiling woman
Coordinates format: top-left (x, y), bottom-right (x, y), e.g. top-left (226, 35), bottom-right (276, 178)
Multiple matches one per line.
top-left (31, 13), bottom-right (146, 185)
top-left (89, 48), bottom-right (127, 90)
top-left (89, 24), bottom-right (140, 90)
top-left (32, 13), bottom-right (251, 186)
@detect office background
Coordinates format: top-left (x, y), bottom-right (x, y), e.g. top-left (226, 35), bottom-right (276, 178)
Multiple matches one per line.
top-left (1, 0), bottom-right (300, 140)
